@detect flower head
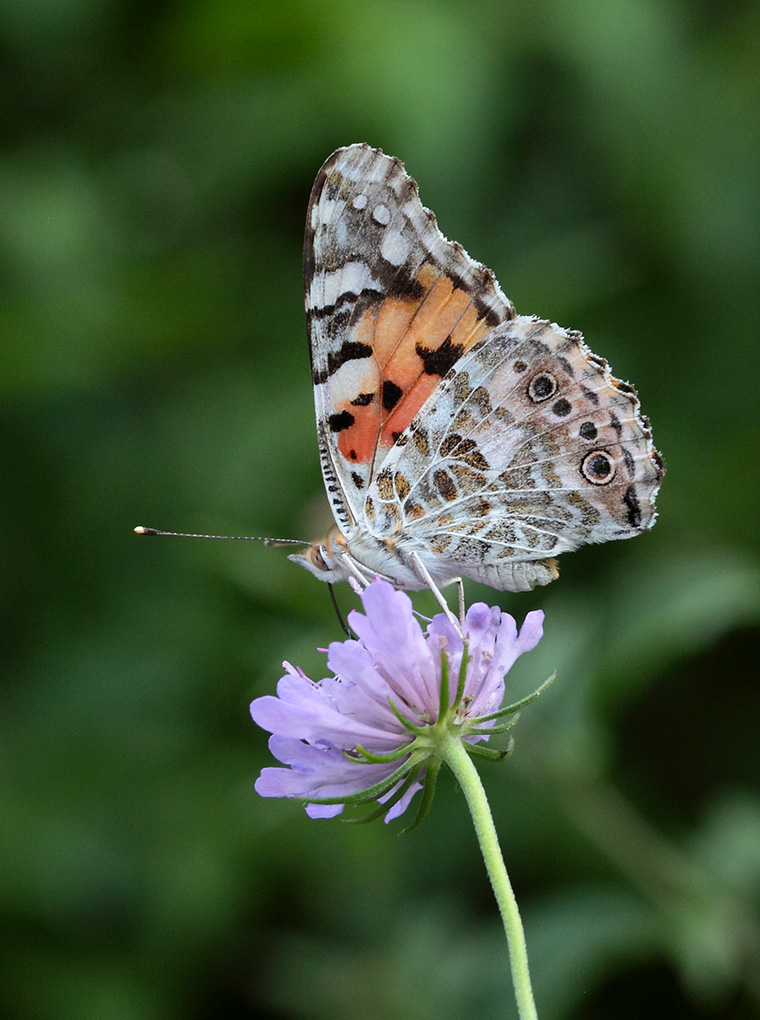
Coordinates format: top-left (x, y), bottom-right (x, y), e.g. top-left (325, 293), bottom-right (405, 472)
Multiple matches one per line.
top-left (251, 580), bottom-right (547, 824)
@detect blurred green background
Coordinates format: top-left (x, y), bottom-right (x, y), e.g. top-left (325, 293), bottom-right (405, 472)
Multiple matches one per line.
top-left (3, 0), bottom-right (759, 1018)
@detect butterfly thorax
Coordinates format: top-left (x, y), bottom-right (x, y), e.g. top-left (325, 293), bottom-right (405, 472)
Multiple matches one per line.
top-left (288, 523), bottom-right (443, 590)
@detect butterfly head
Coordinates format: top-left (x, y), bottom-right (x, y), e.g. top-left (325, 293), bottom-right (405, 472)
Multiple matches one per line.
top-left (288, 526), bottom-right (354, 583)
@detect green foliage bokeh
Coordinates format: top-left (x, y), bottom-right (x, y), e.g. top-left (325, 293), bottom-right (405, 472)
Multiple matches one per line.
top-left (2, 1), bottom-right (759, 1018)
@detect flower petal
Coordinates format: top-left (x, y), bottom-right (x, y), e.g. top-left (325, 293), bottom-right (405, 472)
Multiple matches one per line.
top-left (381, 778), bottom-right (424, 822)
top-left (463, 604), bottom-right (505, 699)
top-left (347, 583), bottom-right (439, 717)
top-left (255, 735), bottom-right (405, 803)
top-left (326, 640), bottom-right (411, 734)
top-left (250, 671), bottom-right (402, 750)
top-left (306, 803), bottom-right (345, 819)
top-left (469, 610), bottom-right (545, 717)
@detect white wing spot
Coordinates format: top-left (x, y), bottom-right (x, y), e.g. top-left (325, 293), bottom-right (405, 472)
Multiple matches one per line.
top-left (372, 204), bottom-right (391, 226)
top-left (380, 228), bottom-right (411, 267)
top-left (308, 262), bottom-right (383, 309)
top-left (321, 358), bottom-right (377, 405)
top-left (312, 195), bottom-right (339, 230)
top-left (352, 193), bottom-right (368, 210)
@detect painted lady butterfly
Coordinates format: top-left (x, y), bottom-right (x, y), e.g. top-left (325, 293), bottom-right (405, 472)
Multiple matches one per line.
top-left (289, 144), bottom-right (663, 594)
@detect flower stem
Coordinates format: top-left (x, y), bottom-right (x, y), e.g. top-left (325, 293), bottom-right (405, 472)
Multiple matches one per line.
top-left (442, 736), bottom-right (539, 1020)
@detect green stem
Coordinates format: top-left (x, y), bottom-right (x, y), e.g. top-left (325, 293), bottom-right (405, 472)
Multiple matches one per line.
top-left (442, 735), bottom-right (539, 1020)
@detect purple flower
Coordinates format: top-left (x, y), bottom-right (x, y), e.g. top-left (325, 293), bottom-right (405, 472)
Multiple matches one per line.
top-left (251, 580), bottom-right (546, 824)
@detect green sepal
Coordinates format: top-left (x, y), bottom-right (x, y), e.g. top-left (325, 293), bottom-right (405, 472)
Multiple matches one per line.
top-left (343, 767), bottom-right (424, 825)
top-left (451, 643), bottom-right (469, 713)
top-left (399, 761), bottom-right (440, 834)
top-left (388, 696), bottom-right (427, 735)
top-left (471, 672), bottom-right (556, 724)
top-left (467, 713), bottom-right (521, 737)
top-left (465, 739), bottom-right (513, 762)
top-left (350, 742), bottom-right (413, 765)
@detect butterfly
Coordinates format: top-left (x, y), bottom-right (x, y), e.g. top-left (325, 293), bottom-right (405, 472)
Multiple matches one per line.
top-left (288, 144), bottom-right (663, 596)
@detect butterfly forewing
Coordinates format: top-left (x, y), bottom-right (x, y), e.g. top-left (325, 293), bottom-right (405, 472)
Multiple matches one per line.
top-left (305, 144), bottom-right (515, 530)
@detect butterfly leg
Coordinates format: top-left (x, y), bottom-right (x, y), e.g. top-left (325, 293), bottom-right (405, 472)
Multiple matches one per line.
top-left (408, 552), bottom-right (463, 637)
top-left (334, 549), bottom-right (372, 588)
top-left (455, 578), bottom-right (465, 627)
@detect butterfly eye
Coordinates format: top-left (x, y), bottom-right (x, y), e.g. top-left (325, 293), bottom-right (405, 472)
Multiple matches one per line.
top-left (313, 544), bottom-right (330, 571)
top-left (528, 372), bottom-right (558, 402)
top-left (581, 450), bottom-right (616, 485)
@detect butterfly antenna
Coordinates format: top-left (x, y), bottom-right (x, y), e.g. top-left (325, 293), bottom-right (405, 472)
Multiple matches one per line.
top-left (133, 526), bottom-right (308, 547)
top-left (137, 528), bottom-right (356, 637)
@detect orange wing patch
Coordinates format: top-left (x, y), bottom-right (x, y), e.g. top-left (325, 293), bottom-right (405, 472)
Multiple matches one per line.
top-left (378, 264), bottom-right (494, 446)
top-left (331, 263), bottom-right (495, 466)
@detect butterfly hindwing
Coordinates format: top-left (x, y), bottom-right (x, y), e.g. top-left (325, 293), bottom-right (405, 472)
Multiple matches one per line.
top-left (363, 315), bottom-right (662, 589)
